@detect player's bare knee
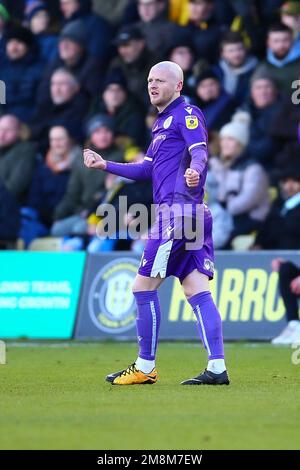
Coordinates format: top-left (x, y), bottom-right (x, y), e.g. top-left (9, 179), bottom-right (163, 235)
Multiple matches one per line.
top-left (182, 285), bottom-right (195, 299)
top-left (132, 276), bottom-right (150, 293)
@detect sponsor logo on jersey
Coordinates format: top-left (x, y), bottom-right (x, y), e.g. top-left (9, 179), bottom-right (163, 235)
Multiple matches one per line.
top-left (185, 115), bottom-right (199, 129)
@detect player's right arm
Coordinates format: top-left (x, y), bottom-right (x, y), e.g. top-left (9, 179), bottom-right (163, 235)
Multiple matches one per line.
top-left (83, 148), bottom-right (153, 181)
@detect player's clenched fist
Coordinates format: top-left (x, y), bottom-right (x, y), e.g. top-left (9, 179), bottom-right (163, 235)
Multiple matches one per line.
top-left (83, 149), bottom-right (106, 170)
top-left (184, 168), bottom-right (200, 187)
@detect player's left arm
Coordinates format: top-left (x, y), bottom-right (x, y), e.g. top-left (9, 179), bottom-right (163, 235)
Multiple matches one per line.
top-left (178, 107), bottom-right (208, 187)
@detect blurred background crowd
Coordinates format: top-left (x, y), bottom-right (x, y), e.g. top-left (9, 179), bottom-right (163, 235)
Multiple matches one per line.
top-left (0, 0), bottom-right (300, 253)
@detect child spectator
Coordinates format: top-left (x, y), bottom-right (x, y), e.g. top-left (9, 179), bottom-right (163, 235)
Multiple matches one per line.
top-left (24, 1), bottom-right (58, 63)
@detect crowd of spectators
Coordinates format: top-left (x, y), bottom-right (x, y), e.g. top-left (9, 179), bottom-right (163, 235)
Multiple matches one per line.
top-left (0, 0), bottom-right (300, 252)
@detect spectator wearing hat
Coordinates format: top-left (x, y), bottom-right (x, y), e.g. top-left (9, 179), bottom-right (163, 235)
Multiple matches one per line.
top-left (37, 19), bottom-right (102, 108)
top-left (31, 68), bottom-right (89, 151)
top-left (209, 112), bottom-right (270, 237)
top-left (280, 1), bottom-right (300, 43)
top-left (241, 76), bottom-right (281, 170)
top-left (254, 164), bottom-right (300, 250)
top-left (0, 114), bottom-right (37, 205)
top-left (0, 2), bottom-right (10, 64)
top-left (59, 0), bottom-right (112, 62)
top-left (212, 32), bottom-right (258, 106)
top-left (51, 113), bottom-right (124, 237)
top-left (134, 0), bottom-right (181, 57)
top-left (252, 23), bottom-right (300, 93)
top-left (0, 24), bottom-right (44, 122)
top-left (193, 69), bottom-right (236, 132)
top-left (109, 24), bottom-right (158, 109)
top-left (89, 72), bottom-right (147, 148)
top-left (25, 1), bottom-right (58, 64)
top-left (20, 124), bottom-right (82, 246)
top-left (180, 0), bottom-right (226, 64)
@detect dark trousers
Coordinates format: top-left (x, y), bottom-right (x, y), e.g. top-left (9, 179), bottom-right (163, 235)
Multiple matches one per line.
top-left (279, 262), bottom-right (300, 322)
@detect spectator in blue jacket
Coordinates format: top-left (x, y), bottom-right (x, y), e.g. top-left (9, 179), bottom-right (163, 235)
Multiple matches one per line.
top-left (0, 25), bottom-right (44, 122)
top-left (212, 32), bottom-right (258, 106)
top-left (59, 0), bottom-right (112, 63)
top-left (24, 1), bottom-right (58, 63)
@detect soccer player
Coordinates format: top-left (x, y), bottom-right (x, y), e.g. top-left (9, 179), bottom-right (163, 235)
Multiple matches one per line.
top-left (83, 61), bottom-right (229, 386)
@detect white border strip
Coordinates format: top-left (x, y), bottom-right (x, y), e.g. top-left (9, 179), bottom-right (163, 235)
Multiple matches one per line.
top-left (150, 300), bottom-right (157, 357)
top-left (188, 142), bottom-right (207, 152)
top-left (144, 156), bottom-right (153, 161)
top-left (196, 305), bottom-right (211, 357)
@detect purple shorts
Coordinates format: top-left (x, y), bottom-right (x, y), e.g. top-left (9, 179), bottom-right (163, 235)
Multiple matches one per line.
top-left (138, 205), bottom-right (214, 283)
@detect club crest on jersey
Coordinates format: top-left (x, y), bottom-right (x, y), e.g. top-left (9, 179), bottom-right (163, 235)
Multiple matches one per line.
top-left (204, 258), bottom-right (214, 273)
top-left (185, 115), bottom-right (198, 129)
top-left (163, 116), bottom-right (173, 129)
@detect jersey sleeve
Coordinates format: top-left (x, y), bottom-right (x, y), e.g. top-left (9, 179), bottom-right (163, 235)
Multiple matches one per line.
top-left (105, 150), bottom-right (153, 181)
top-left (177, 106), bottom-right (208, 174)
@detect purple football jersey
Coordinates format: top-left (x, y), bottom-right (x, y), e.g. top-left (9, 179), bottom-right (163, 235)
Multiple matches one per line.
top-left (105, 96), bottom-right (214, 281)
top-left (146, 96), bottom-right (208, 208)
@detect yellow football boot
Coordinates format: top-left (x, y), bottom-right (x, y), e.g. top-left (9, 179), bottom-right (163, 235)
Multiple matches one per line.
top-left (106, 363), bottom-right (157, 385)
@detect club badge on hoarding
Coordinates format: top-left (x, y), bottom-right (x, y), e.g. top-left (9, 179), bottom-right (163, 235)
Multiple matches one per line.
top-left (88, 258), bottom-right (139, 334)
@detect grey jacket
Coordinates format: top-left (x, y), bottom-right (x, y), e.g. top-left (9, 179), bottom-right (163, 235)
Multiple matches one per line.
top-left (209, 156), bottom-right (270, 221)
top-left (0, 140), bottom-right (36, 202)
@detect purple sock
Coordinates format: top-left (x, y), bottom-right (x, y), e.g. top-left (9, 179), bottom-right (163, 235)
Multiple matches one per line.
top-left (133, 290), bottom-right (161, 361)
top-left (188, 291), bottom-right (224, 360)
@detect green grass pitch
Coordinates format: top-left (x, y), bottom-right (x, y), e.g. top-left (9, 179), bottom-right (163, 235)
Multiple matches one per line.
top-left (0, 342), bottom-right (299, 450)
